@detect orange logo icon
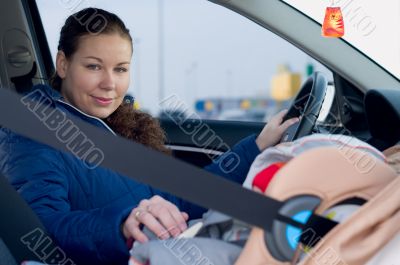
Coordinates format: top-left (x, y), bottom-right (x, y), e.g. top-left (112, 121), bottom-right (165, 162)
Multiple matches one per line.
top-left (322, 7), bottom-right (345, 38)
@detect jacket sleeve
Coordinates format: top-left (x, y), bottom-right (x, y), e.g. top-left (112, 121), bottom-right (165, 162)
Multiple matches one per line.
top-left (204, 134), bottom-right (261, 184)
top-left (4, 139), bottom-right (131, 265)
top-left (172, 134), bottom-right (261, 219)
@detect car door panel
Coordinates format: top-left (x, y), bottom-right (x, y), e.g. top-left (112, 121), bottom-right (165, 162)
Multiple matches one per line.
top-left (161, 118), bottom-right (264, 167)
top-left (0, 0), bottom-right (49, 92)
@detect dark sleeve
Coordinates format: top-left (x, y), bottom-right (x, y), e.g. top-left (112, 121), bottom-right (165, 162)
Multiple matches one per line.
top-left (204, 134), bottom-right (261, 184)
top-left (4, 141), bottom-right (131, 265)
top-left (169, 134), bottom-right (261, 219)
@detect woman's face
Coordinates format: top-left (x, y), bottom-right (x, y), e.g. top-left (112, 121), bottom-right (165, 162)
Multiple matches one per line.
top-left (56, 33), bottom-right (132, 119)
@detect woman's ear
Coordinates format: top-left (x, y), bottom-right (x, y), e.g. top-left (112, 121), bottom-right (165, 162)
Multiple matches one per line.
top-left (56, 51), bottom-right (68, 79)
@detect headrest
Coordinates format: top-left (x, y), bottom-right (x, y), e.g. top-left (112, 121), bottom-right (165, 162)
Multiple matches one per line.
top-left (267, 146), bottom-right (396, 213)
top-left (365, 89), bottom-right (400, 147)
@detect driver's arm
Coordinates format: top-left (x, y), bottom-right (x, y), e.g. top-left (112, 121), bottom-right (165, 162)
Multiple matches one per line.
top-left (204, 110), bottom-right (298, 184)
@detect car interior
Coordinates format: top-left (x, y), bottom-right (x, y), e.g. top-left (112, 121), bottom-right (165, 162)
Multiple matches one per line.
top-left (0, 0), bottom-right (399, 264)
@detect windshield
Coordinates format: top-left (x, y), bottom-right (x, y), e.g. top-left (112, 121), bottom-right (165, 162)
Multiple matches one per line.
top-left (281, 0), bottom-right (400, 80)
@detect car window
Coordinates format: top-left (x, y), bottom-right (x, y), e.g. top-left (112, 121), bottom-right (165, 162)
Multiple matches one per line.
top-left (36, 0), bottom-right (333, 122)
top-left (281, 0), bottom-right (400, 80)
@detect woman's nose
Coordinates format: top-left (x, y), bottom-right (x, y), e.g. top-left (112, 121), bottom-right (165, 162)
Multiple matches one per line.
top-left (99, 70), bottom-right (116, 90)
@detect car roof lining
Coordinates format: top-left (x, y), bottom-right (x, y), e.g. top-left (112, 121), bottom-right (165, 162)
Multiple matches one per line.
top-left (208, 0), bottom-right (400, 92)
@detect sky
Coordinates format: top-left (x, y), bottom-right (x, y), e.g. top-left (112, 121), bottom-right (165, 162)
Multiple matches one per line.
top-left (36, 0), bottom-right (333, 115)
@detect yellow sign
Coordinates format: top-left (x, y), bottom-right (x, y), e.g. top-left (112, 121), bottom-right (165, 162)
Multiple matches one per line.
top-left (205, 101), bottom-right (214, 111)
top-left (240, 99), bottom-right (251, 110)
top-left (270, 66), bottom-right (301, 101)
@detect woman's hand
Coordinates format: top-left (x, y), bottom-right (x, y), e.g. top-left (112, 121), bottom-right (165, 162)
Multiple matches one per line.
top-left (255, 109), bottom-right (299, 151)
top-left (122, 195), bottom-right (189, 243)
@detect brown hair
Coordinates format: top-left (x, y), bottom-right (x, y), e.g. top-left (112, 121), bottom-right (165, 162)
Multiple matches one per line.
top-left (52, 8), bottom-right (169, 154)
top-left (106, 104), bottom-right (171, 154)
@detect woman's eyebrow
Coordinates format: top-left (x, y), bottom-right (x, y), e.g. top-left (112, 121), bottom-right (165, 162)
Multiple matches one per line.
top-left (83, 56), bottom-right (129, 65)
top-left (117, 62), bottom-right (130, 66)
top-left (84, 56), bottom-right (102, 62)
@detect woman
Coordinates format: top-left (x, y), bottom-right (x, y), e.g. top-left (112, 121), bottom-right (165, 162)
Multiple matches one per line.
top-left (0, 8), bottom-right (298, 265)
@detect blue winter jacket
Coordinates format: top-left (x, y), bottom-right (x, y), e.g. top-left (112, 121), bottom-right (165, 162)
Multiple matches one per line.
top-left (0, 85), bottom-right (260, 265)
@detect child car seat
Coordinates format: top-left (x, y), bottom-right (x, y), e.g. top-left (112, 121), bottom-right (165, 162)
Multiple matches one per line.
top-left (236, 146), bottom-right (399, 265)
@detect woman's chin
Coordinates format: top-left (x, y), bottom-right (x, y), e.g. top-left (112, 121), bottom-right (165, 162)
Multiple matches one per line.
top-left (86, 108), bottom-right (114, 119)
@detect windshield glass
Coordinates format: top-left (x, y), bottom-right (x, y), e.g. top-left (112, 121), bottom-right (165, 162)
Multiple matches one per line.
top-left (281, 0), bottom-right (400, 80)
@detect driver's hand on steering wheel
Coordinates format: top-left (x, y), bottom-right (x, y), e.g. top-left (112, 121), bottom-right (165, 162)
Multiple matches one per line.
top-left (255, 109), bottom-right (299, 151)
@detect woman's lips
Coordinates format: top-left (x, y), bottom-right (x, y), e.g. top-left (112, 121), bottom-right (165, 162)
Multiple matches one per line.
top-left (92, 96), bottom-right (113, 105)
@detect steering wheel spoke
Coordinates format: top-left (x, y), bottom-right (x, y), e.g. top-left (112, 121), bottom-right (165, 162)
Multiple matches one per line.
top-left (280, 72), bottom-right (329, 143)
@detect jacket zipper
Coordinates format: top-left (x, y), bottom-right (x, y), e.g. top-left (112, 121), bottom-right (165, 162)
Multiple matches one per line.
top-left (56, 99), bottom-right (116, 136)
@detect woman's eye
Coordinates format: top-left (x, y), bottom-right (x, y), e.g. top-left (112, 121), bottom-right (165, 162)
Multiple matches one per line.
top-left (87, 64), bottom-right (101, 70)
top-left (115, 67), bottom-right (128, 73)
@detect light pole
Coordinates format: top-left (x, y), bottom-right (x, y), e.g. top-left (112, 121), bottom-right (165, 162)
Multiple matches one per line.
top-left (226, 69), bottom-right (233, 97)
top-left (158, 0), bottom-right (165, 103)
top-left (184, 62), bottom-right (198, 110)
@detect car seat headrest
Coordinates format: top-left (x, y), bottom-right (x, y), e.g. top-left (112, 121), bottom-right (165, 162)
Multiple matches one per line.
top-left (365, 89), bottom-right (400, 147)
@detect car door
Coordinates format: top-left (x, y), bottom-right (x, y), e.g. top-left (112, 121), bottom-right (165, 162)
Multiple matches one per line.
top-left (0, 0), bottom-right (51, 93)
top-left (160, 117), bottom-right (265, 167)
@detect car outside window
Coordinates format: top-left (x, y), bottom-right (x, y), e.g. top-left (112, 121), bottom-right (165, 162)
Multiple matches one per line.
top-left (282, 0), bottom-right (400, 80)
top-left (37, 0), bottom-right (333, 122)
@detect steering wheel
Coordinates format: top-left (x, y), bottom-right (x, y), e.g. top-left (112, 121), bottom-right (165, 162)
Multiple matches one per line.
top-left (280, 71), bottom-right (328, 142)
